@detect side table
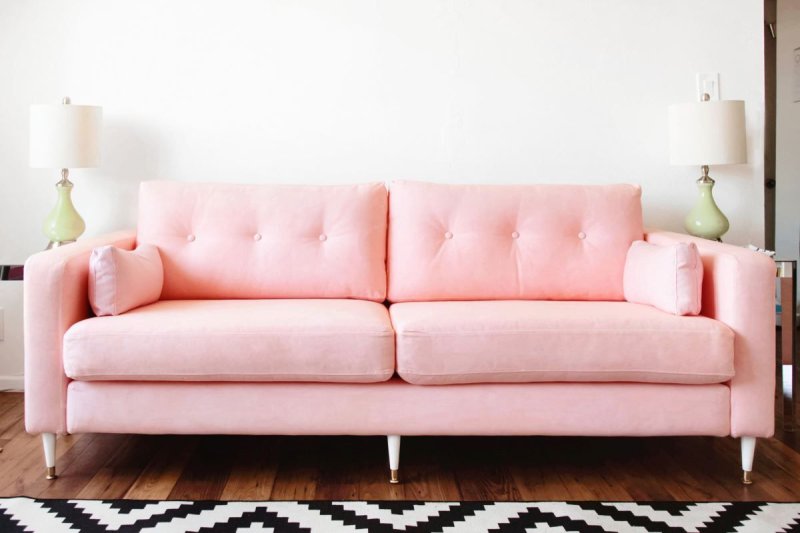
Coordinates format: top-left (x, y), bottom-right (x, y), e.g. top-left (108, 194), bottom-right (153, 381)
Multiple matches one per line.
top-left (776, 260), bottom-right (798, 431)
top-left (0, 265), bottom-right (23, 281)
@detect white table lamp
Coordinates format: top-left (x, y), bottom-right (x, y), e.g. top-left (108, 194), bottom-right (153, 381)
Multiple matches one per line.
top-left (668, 95), bottom-right (746, 241)
top-left (30, 97), bottom-right (102, 248)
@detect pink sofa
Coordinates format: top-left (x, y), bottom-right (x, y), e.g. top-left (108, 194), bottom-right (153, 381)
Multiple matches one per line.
top-left (24, 180), bottom-right (775, 484)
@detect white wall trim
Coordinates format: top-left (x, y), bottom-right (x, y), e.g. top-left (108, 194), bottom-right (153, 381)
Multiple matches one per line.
top-left (0, 376), bottom-right (24, 392)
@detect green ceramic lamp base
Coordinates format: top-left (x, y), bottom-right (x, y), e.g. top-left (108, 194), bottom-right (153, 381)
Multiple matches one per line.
top-left (43, 169), bottom-right (85, 247)
top-left (684, 166), bottom-right (729, 242)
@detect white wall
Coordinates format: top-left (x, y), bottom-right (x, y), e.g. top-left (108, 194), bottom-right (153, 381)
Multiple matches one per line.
top-left (0, 0), bottom-right (766, 387)
top-left (776, 0), bottom-right (800, 262)
top-left (0, 281), bottom-right (23, 390)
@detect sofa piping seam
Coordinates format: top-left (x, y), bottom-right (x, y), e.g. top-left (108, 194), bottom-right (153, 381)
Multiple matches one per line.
top-left (397, 368), bottom-right (734, 377)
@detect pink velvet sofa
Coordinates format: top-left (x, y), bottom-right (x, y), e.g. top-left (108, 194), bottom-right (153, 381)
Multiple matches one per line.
top-left (24, 180), bottom-right (775, 484)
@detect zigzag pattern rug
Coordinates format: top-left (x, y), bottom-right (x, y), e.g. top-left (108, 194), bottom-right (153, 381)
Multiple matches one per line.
top-left (0, 498), bottom-right (799, 532)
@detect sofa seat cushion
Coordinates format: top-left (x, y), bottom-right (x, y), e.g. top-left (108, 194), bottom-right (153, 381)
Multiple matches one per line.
top-left (390, 300), bottom-right (734, 385)
top-left (64, 299), bottom-right (395, 383)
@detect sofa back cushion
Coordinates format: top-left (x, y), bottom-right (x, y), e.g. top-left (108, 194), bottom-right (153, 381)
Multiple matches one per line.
top-left (137, 181), bottom-right (388, 301)
top-left (388, 180), bottom-right (643, 302)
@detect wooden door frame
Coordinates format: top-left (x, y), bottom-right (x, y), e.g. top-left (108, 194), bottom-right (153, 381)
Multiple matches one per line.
top-left (765, 0), bottom-right (777, 250)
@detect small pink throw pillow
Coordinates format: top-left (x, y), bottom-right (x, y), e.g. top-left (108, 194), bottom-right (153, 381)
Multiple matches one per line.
top-left (89, 244), bottom-right (163, 316)
top-left (623, 240), bottom-right (703, 316)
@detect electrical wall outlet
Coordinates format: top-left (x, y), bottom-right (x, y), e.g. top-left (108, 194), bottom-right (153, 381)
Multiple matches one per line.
top-left (696, 73), bottom-right (720, 101)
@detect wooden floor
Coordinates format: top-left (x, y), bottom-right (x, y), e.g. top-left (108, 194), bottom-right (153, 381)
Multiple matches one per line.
top-left (1, 392), bottom-right (799, 501)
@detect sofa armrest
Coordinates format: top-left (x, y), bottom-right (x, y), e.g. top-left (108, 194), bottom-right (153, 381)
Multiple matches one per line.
top-left (24, 231), bottom-right (137, 434)
top-left (645, 230), bottom-right (776, 438)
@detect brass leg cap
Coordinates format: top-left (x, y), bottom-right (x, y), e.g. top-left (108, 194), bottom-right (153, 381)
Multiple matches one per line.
top-left (45, 467), bottom-right (57, 480)
top-left (742, 470), bottom-right (752, 485)
top-left (389, 469), bottom-right (399, 484)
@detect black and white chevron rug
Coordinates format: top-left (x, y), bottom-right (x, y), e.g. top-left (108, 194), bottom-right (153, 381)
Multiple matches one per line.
top-left (0, 498), bottom-right (799, 532)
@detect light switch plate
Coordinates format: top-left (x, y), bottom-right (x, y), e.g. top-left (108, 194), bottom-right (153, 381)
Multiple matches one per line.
top-left (696, 73), bottom-right (720, 101)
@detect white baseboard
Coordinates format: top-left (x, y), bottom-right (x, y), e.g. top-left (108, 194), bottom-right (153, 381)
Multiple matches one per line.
top-left (0, 375), bottom-right (24, 391)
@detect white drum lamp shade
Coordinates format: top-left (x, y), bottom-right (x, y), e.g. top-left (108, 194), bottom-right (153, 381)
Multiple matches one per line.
top-left (668, 100), bottom-right (746, 166)
top-left (29, 104), bottom-right (102, 168)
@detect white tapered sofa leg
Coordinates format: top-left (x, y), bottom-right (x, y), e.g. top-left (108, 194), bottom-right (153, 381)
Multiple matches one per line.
top-left (387, 435), bottom-right (401, 484)
top-left (42, 433), bottom-right (57, 480)
top-left (741, 436), bottom-right (756, 485)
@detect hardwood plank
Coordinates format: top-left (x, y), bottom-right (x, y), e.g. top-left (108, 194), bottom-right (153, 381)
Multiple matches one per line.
top-left (605, 438), bottom-right (681, 501)
top-left (643, 441), bottom-right (723, 501)
top-left (512, 462), bottom-right (573, 501)
top-left (0, 401), bottom-right (24, 438)
top-left (125, 436), bottom-right (198, 500)
top-left (717, 437), bottom-right (800, 501)
top-left (545, 438), bottom-right (612, 500)
top-left (269, 436), bottom-right (320, 500)
top-left (508, 437), bottom-right (573, 501)
top-left (311, 437), bottom-right (361, 500)
top-left (0, 392), bottom-right (17, 405)
top-left (36, 434), bottom-right (130, 499)
top-left (0, 393), bottom-right (21, 412)
top-left (0, 436), bottom-right (50, 496)
top-left (509, 437), bottom-right (625, 501)
top-left (758, 437), bottom-right (800, 481)
top-left (168, 435), bottom-right (233, 500)
top-left (674, 437), bottom-right (764, 502)
top-left (8, 434), bottom-right (94, 498)
top-left (659, 438), bottom-right (747, 501)
top-left (219, 436), bottom-right (279, 500)
top-left (556, 438), bottom-right (634, 501)
top-left (76, 435), bottom-right (163, 499)
top-left (454, 438), bottom-right (523, 501)
top-left (0, 431), bottom-right (86, 496)
top-left (400, 437), bottom-right (461, 501)
top-left (709, 437), bottom-right (796, 502)
top-left (355, 438), bottom-right (408, 501)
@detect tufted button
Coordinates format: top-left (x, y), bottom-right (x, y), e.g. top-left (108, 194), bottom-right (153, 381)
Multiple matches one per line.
top-left (319, 234), bottom-right (327, 241)
top-left (186, 234), bottom-right (195, 242)
top-left (253, 233), bottom-right (262, 241)
top-left (444, 231), bottom-right (453, 239)
top-left (511, 231), bottom-right (520, 239)
top-left (578, 231), bottom-right (586, 240)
